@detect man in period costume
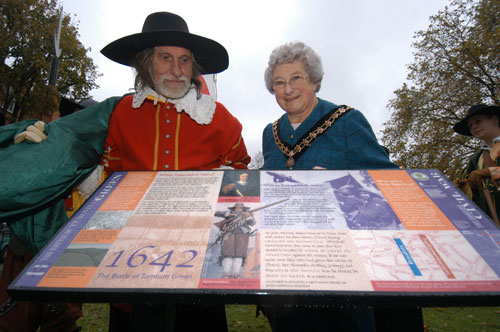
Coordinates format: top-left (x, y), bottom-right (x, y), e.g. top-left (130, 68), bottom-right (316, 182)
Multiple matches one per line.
top-left (220, 172), bottom-right (260, 197)
top-left (453, 104), bottom-right (500, 224)
top-left (214, 203), bottom-right (256, 278)
top-left (0, 11), bottom-right (250, 332)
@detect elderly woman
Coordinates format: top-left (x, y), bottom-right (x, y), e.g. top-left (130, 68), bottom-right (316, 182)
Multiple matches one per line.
top-left (262, 41), bottom-right (396, 170)
top-left (260, 41), bottom-right (423, 332)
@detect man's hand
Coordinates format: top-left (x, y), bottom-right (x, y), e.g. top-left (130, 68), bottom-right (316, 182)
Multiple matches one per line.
top-left (468, 168), bottom-right (491, 189)
top-left (14, 121), bottom-right (47, 144)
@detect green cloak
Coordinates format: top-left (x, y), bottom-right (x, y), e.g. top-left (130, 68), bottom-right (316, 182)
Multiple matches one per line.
top-left (0, 96), bottom-right (123, 254)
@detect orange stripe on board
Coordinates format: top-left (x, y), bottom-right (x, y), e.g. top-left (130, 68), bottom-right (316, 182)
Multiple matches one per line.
top-left (38, 267), bottom-right (97, 288)
top-left (99, 172), bottom-right (157, 211)
top-left (72, 230), bottom-right (120, 244)
top-left (419, 234), bottom-right (455, 279)
top-left (368, 170), bottom-right (456, 230)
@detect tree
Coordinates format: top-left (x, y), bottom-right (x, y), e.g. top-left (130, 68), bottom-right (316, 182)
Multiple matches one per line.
top-left (0, 0), bottom-right (100, 121)
top-left (381, 0), bottom-right (499, 180)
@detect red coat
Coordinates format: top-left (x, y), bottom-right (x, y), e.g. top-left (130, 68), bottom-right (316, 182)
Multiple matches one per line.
top-left (102, 94), bottom-right (250, 172)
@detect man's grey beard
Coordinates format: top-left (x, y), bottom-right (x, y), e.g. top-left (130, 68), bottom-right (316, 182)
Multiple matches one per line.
top-left (153, 74), bottom-right (191, 99)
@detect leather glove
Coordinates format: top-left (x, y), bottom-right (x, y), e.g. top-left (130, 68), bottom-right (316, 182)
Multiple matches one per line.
top-left (14, 121), bottom-right (47, 144)
top-left (468, 168), bottom-right (491, 189)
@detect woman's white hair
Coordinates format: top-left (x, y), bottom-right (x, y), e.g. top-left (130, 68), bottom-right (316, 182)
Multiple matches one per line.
top-left (264, 41), bottom-right (324, 94)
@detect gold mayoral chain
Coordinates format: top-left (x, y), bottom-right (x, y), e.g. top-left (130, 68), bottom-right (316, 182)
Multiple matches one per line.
top-left (272, 105), bottom-right (352, 169)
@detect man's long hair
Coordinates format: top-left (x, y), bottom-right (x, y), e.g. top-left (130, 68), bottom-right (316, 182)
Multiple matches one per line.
top-left (133, 47), bottom-right (203, 98)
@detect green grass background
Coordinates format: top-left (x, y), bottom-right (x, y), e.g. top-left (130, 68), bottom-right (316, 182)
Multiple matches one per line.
top-left (80, 304), bottom-right (500, 332)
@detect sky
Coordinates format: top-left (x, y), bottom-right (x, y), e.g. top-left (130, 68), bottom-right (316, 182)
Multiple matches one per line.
top-left (62, 0), bottom-right (449, 159)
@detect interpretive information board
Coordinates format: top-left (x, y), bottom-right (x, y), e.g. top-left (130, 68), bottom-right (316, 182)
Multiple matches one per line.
top-left (10, 169), bottom-right (500, 301)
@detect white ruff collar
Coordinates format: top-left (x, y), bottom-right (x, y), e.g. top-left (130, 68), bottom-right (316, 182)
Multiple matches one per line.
top-left (132, 85), bottom-right (216, 125)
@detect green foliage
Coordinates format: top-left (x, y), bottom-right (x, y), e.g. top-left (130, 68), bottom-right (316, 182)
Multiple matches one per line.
top-left (0, 0), bottom-right (100, 120)
top-left (381, 0), bottom-right (500, 180)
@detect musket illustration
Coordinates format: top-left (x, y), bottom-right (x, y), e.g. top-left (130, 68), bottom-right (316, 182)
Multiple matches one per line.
top-left (207, 198), bottom-right (289, 250)
top-left (266, 171), bottom-right (298, 183)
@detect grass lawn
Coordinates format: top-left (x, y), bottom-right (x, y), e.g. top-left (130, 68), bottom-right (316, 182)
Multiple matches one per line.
top-left (423, 307), bottom-right (500, 332)
top-left (79, 304), bottom-right (500, 332)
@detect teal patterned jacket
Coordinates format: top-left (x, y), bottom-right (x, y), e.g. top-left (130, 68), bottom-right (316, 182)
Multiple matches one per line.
top-left (262, 98), bottom-right (398, 170)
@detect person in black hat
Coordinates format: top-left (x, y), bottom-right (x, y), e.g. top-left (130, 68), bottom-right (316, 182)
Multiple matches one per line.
top-left (100, 11), bottom-right (249, 172)
top-left (453, 104), bottom-right (500, 221)
top-left (12, 11), bottom-right (249, 171)
top-left (0, 11), bottom-right (249, 332)
top-left (213, 203), bottom-right (256, 278)
top-left (98, 11), bottom-right (252, 332)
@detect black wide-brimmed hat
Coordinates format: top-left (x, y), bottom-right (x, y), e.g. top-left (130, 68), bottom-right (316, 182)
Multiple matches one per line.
top-left (101, 12), bottom-right (229, 74)
top-left (453, 104), bottom-right (500, 136)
